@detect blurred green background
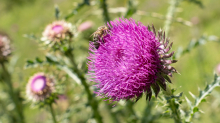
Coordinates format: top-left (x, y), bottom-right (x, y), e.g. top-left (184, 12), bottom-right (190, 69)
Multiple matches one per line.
top-left (1, 0), bottom-right (220, 122)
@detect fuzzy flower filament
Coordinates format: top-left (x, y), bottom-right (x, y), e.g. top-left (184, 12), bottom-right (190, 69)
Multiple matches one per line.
top-left (88, 18), bottom-right (178, 102)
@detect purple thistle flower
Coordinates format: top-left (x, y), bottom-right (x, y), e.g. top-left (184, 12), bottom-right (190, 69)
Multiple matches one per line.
top-left (26, 73), bottom-right (55, 102)
top-left (88, 18), bottom-right (178, 102)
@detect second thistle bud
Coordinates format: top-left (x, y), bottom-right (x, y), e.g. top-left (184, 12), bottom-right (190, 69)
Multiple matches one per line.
top-left (41, 21), bottom-right (74, 48)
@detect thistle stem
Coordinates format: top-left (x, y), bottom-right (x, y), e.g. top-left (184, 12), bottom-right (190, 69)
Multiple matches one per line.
top-left (100, 0), bottom-right (110, 22)
top-left (169, 99), bottom-right (182, 123)
top-left (106, 105), bottom-right (119, 123)
top-left (163, 86), bottom-right (182, 123)
top-left (0, 62), bottom-right (25, 123)
top-left (64, 0), bottom-right (90, 20)
top-left (49, 104), bottom-right (57, 123)
top-left (163, 0), bottom-right (180, 36)
top-left (126, 101), bottom-right (138, 122)
top-left (64, 49), bottom-right (103, 123)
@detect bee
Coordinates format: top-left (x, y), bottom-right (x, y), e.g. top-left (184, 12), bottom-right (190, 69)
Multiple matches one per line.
top-left (91, 26), bottom-right (109, 49)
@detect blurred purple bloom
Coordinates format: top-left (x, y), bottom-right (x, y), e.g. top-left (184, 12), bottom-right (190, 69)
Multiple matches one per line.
top-left (0, 33), bottom-right (11, 62)
top-left (26, 73), bottom-right (55, 102)
top-left (88, 18), bottom-right (178, 102)
top-left (78, 21), bottom-right (93, 32)
top-left (216, 64), bottom-right (220, 76)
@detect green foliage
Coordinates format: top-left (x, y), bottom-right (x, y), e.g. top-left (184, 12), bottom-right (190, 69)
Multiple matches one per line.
top-left (164, 90), bottom-right (183, 123)
top-left (35, 93), bottom-right (59, 108)
top-left (184, 0), bottom-right (204, 8)
top-left (65, 0), bottom-right (90, 20)
top-left (100, 0), bottom-right (110, 22)
top-left (124, 0), bottom-right (137, 18)
top-left (174, 35), bottom-right (219, 59)
top-left (185, 74), bottom-right (220, 122)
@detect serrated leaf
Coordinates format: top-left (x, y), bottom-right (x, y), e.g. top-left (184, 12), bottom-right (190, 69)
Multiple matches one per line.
top-left (193, 107), bottom-right (199, 113)
top-left (26, 60), bottom-right (34, 64)
top-left (36, 57), bottom-right (43, 63)
top-left (185, 74), bottom-right (220, 122)
top-left (46, 55), bottom-right (58, 64)
top-left (174, 35), bottom-right (219, 59)
top-left (201, 98), bottom-right (206, 103)
top-left (171, 89), bottom-right (176, 94)
top-left (62, 46), bottom-right (68, 52)
top-left (25, 60), bottom-right (35, 68)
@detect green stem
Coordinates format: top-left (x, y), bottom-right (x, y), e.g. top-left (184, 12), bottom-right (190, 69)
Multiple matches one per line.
top-left (0, 62), bottom-right (25, 123)
top-left (64, 0), bottom-right (90, 20)
top-left (163, 0), bottom-right (180, 36)
top-left (49, 104), bottom-right (57, 123)
top-left (163, 87), bottom-right (182, 123)
top-left (169, 99), bottom-right (182, 123)
top-left (126, 101), bottom-right (138, 123)
top-left (100, 0), bottom-right (110, 22)
top-left (106, 105), bottom-right (119, 123)
top-left (65, 50), bottom-right (103, 123)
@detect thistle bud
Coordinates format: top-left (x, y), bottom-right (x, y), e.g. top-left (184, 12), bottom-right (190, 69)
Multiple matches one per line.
top-left (26, 73), bottom-right (55, 102)
top-left (41, 21), bottom-right (74, 46)
top-left (0, 33), bottom-right (11, 63)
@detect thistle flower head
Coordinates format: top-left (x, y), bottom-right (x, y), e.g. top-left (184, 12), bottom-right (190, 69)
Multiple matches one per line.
top-left (26, 73), bottom-right (55, 102)
top-left (0, 33), bottom-right (11, 62)
top-left (88, 18), bottom-right (178, 102)
top-left (41, 20), bottom-right (73, 46)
